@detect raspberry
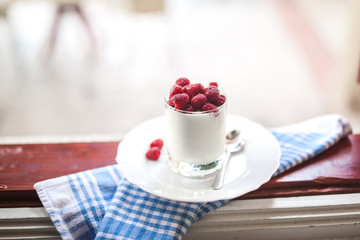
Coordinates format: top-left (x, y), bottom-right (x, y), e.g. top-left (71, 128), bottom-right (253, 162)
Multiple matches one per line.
top-left (150, 139), bottom-right (163, 149)
top-left (215, 94), bottom-right (226, 106)
top-left (181, 85), bottom-right (189, 92)
top-left (146, 147), bottom-right (161, 160)
top-left (181, 86), bottom-right (191, 98)
top-left (167, 99), bottom-right (175, 108)
top-left (204, 86), bottom-right (220, 103)
top-left (209, 82), bottom-right (218, 87)
top-left (201, 103), bottom-right (217, 111)
top-left (171, 93), bottom-right (190, 110)
top-left (183, 91), bottom-right (192, 101)
top-left (176, 78), bottom-right (190, 87)
top-left (186, 83), bottom-right (205, 97)
top-left (169, 85), bottom-right (183, 98)
top-left (184, 104), bottom-right (195, 112)
top-left (191, 93), bottom-right (207, 110)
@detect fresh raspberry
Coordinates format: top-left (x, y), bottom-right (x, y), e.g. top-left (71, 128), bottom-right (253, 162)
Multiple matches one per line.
top-left (186, 83), bottom-right (205, 97)
top-left (150, 139), bottom-right (163, 149)
top-left (201, 103), bottom-right (217, 111)
top-left (215, 94), bottom-right (226, 106)
top-left (184, 104), bottom-right (195, 112)
top-left (181, 86), bottom-right (191, 98)
top-left (171, 93), bottom-right (190, 110)
top-left (181, 85), bottom-right (189, 93)
top-left (183, 91), bottom-right (192, 101)
top-left (167, 99), bottom-right (175, 108)
top-left (204, 86), bottom-right (220, 103)
top-left (191, 93), bottom-right (207, 110)
top-left (176, 78), bottom-right (190, 87)
top-left (209, 82), bottom-right (218, 87)
top-left (169, 85), bottom-right (183, 98)
top-left (146, 147), bottom-right (161, 160)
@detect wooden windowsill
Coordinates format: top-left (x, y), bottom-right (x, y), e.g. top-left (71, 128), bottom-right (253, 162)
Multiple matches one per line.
top-left (0, 134), bottom-right (359, 208)
top-left (0, 134), bottom-right (359, 239)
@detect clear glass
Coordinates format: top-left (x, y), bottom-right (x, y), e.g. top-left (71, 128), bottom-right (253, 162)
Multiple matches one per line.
top-left (164, 97), bottom-right (227, 177)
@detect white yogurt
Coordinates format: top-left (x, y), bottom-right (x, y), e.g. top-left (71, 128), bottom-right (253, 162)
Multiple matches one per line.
top-left (165, 99), bottom-right (227, 176)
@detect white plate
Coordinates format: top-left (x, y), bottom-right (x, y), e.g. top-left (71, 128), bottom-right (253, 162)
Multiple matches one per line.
top-left (116, 115), bottom-right (280, 202)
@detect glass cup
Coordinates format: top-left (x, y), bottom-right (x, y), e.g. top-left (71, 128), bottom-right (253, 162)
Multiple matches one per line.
top-left (164, 97), bottom-right (227, 177)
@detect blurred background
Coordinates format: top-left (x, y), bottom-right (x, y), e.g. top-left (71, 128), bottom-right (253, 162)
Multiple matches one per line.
top-left (0, 0), bottom-right (359, 142)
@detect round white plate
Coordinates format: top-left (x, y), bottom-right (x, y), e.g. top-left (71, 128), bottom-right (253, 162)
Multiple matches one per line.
top-left (116, 115), bottom-right (281, 202)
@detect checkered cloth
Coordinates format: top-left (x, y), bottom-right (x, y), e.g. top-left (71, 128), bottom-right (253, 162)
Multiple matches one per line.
top-left (34, 114), bottom-right (351, 240)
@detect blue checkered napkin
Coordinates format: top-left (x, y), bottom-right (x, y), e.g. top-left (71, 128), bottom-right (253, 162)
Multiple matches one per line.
top-left (34, 166), bottom-right (122, 239)
top-left (34, 165), bottom-right (225, 240)
top-left (94, 178), bottom-right (225, 240)
top-left (271, 114), bottom-right (352, 176)
top-left (34, 114), bottom-right (351, 240)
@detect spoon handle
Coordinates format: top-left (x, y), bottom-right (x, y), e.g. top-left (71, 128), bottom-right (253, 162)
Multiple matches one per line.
top-left (212, 151), bottom-right (231, 190)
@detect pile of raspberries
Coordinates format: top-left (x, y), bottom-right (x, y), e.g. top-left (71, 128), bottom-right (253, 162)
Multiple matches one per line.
top-left (146, 78), bottom-right (226, 161)
top-left (167, 78), bottom-right (226, 111)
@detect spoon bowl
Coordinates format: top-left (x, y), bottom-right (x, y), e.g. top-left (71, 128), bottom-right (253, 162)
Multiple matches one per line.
top-left (226, 129), bottom-right (240, 143)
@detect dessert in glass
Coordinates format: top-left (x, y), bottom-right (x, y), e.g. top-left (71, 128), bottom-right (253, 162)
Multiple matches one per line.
top-left (165, 78), bottom-right (227, 177)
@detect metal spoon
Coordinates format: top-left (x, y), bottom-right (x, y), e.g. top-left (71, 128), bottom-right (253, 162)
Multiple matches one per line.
top-left (226, 129), bottom-right (240, 143)
top-left (212, 130), bottom-right (245, 190)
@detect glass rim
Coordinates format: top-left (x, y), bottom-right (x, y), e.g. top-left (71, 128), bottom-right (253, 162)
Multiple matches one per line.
top-left (164, 93), bottom-right (227, 114)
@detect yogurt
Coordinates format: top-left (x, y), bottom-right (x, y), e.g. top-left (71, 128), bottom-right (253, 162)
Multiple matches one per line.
top-left (165, 98), bottom-right (227, 177)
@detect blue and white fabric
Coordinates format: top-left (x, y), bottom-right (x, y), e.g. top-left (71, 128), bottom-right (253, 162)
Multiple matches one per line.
top-left (34, 114), bottom-right (352, 240)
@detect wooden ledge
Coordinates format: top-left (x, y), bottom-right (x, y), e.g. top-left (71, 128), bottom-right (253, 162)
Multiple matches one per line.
top-left (0, 135), bottom-right (359, 208)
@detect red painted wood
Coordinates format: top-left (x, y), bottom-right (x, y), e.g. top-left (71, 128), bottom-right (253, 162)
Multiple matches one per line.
top-left (275, 135), bottom-right (360, 181)
top-left (0, 142), bottom-right (118, 207)
top-left (0, 136), bottom-right (359, 207)
top-left (238, 135), bottom-right (360, 199)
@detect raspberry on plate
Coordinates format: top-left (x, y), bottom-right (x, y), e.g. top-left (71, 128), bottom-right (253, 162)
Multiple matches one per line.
top-left (146, 147), bottom-right (161, 160)
top-left (171, 93), bottom-right (190, 110)
top-left (204, 86), bottom-right (220, 103)
top-left (176, 78), bottom-right (190, 87)
top-left (191, 93), bottom-right (207, 110)
top-left (150, 139), bottom-right (164, 149)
